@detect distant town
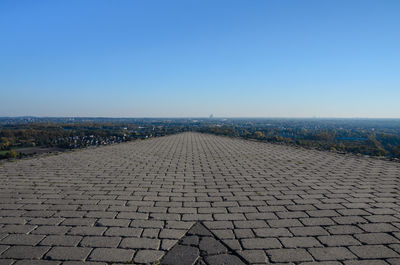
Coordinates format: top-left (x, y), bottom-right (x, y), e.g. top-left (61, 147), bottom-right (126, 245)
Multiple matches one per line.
top-left (1, 117), bottom-right (400, 160)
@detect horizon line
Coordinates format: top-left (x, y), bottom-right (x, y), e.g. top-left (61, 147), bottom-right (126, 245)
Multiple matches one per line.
top-left (1, 116), bottom-right (400, 120)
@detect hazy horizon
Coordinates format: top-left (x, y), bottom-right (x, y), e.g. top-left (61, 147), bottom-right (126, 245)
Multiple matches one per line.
top-left (0, 115), bottom-right (400, 120)
top-left (1, 0), bottom-right (399, 118)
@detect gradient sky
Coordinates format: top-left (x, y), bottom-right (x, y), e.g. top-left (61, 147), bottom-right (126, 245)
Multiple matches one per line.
top-left (1, 0), bottom-right (399, 118)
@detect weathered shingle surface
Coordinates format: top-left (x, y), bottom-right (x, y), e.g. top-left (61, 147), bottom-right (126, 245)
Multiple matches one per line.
top-left (1, 132), bottom-right (400, 264)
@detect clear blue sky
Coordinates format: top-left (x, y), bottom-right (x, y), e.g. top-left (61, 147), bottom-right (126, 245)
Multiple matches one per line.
top-left (1, 0), bottom-right (399, 118)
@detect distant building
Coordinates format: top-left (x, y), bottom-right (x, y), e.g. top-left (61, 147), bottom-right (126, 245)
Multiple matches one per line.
top-left (209, 114), bottom-right (214, 119)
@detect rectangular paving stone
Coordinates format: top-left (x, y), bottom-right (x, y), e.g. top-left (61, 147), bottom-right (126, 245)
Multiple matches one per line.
top-left (32, 225), bottom-right (71, 235)
top-left (116, 212), bottom-right (148, 219)
top-left (28, 218), bottom-right (64, 225)
top-left (268, 219), bottom-right (303, 227)
top-left (142, 228), bottom-right (160, 238)
top-left (359, 223), bottom-right (399, 233)
top-left (39, 235), bottom-right (82, 246)
top-left (309, 247), bottom-right (357, 260)
top-left (267, 248), bottom-right (313, 262)
top-left (307, 210), bottom-right (340, 217)
top-left (62, 261), bottom-right (108, 265)
top-left (238, 249), bottom-right (267, 264)
top-left (161, 239), bottom-right (178, 251)
top-left (44, 246), bottom-right (92, 261)
top-left (12, 260), bottom-right (61, 265)
top-left (134, 249), bottom-right (165, 264)
top-left (333, 216), bottom-right (368, 225)
top-left (203, 221), bottom-right (234, 229)
top-left (0, 225), bottom-right (36, 234)
top-left (241, 238), bottom-right (281, 249)
top-left (130, 220), bottom-right (164, 228)
top-left (0, 217), bottom-right (26, 225)
top-left (159, 229), bottom-right (187, 239)
top-left (355, 232), bottom-right (399, 244)
top-left (326, 225), bottom-right (363, 235)
top-left (344, 261), bottom-right (390, 265)
top-left (280, 236), bottom-right (322, 248)
top-left (233, 229), bottom-right (254, 239)
top-left (213, 214), bottom-right (246, 221)
top-left (276, 211), bottom-right (308, 219)
top-left (233, 220), bottom-right (268, 228)
top-left (2, 246), bottom-right (50, 259)
top-left (337, 209), bottom-right (371, 216)
top-left (104, 227), bottom-right (142, 237)
top-left (349, 245), bottom-right (400, 259)
top-left (80, 236), bottom-right (121, 248)
top-left (318, 235), bottom-right (361, 246)
top-left (244, 212), bottom-right (277, 220)
top-left (253, 227), bottom-right (292, 237)
top-left (151, 213), bottom-right (181, 221)
top-left (182, 214), bottom-right (213, 221)
top-left (88, 247), bottom-right (135, 262)
top-left (68, 227), bottom-right (106, 236)
top-left (300, 217), bottom-right (335, 226)
top-left (120, 237), bottom-right (160, 249)
top-left (290, 226), bottom-right (329, 236)
top-left (95, 218), bottom-right (130, 227)
top-left (61, 218), bottom-right (96, 226)
top-left (0, 234), bottom-right (44, 246)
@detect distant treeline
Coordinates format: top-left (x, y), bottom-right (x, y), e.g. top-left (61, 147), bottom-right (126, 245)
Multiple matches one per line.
top-left (0, 121), bottom-right (189, 159)
top-left (197, 125), bottom-right (400, 159)
top-left (1, 118), bottom-right (400, 160)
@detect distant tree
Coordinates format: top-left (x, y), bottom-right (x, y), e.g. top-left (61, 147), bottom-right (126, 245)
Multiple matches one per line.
top-left (254, 131), bottom-right (265, 139)
top-left (0, 137), bottom-right (10, 150)
top-left (8, 149), bottom-right (17, 158)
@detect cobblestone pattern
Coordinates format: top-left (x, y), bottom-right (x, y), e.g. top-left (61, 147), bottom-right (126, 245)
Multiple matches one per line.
top-left (0, 132), bottom-right (400, 264)
top-left (161, 222), bottom-right (247, 265)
